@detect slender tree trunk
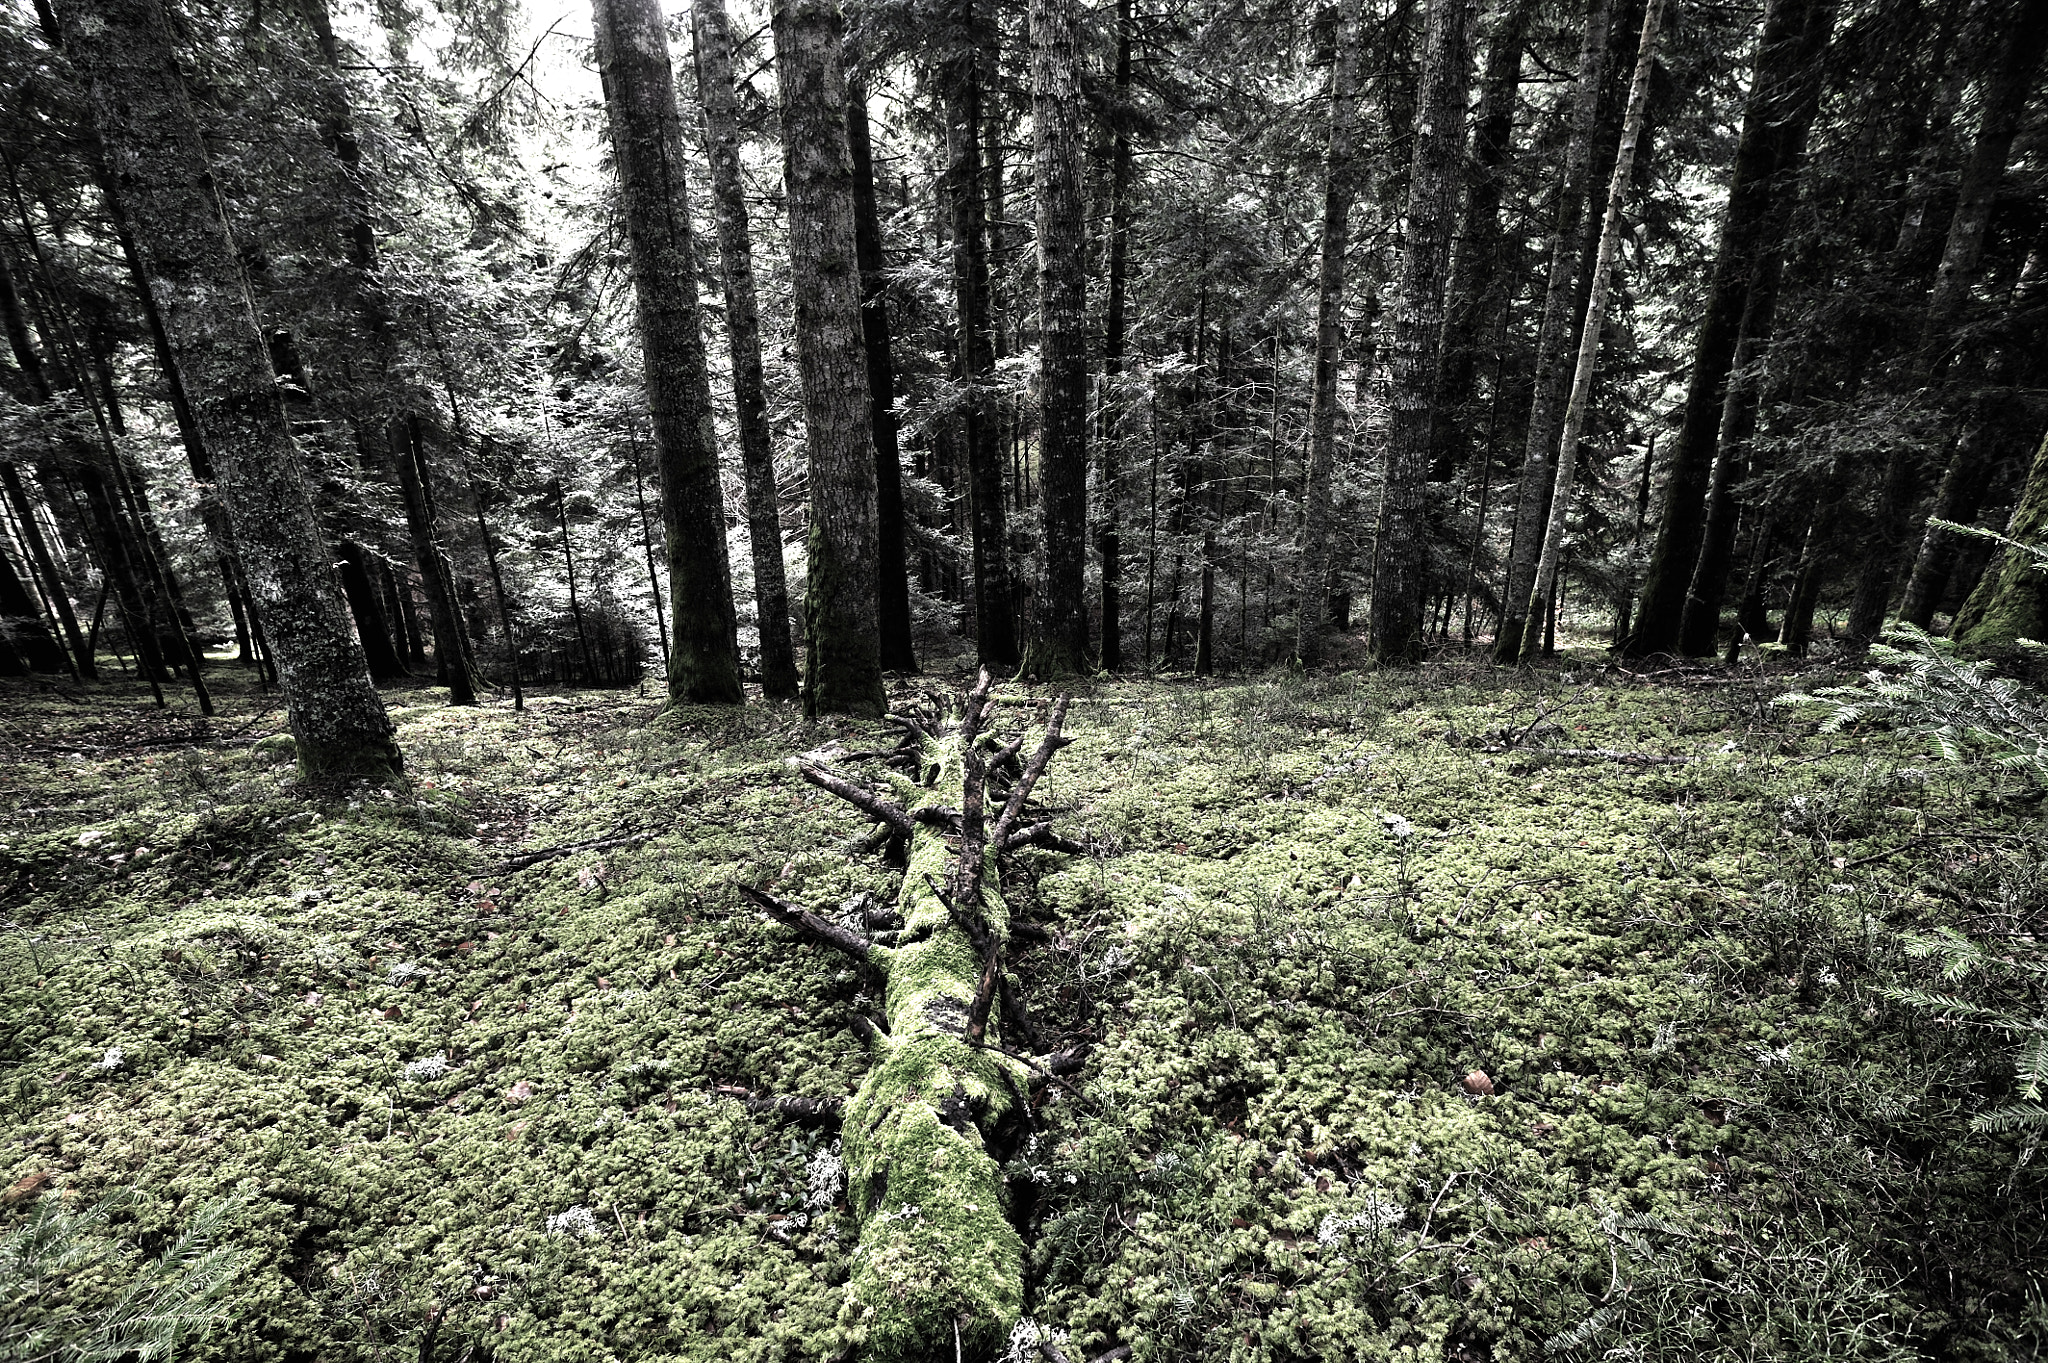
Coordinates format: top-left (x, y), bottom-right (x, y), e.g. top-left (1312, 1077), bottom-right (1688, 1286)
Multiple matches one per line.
top-left (552, 478), bottom-right (595, 683)
top-left (0, 530), bottom-right (68, 672)
top-left (1097, 0), bottom-right (1133, 671)
top-left (1900, 414), bottom-right (1994, 627)
top-left (1626, 0), bottom-right (1835, 656)
top-left (592, 0), bottom-right (744, 704)
top-left (339, 542), bottom-right (408, 680)
top-left (1368, 0), bottom-right (1469, 664)
top-left (691, 0), bottom-right (803, 697)
top-left (1494, 0), bottom-right (1613, 661)
top-left (1519, 0), bottom-right (1664, 660)
top-left (628, 429), bottom-right (672, 673)
top-left (1431, 0), bottom-right (1534, 485)
top-left (941, 0), bottom-right (1017, 667)
top-left (0, 464), bottom-right (89, 675)
top-left (1028, 0), bottom-right (1089, 675)
top-left (393, 420), bottom-right (481, 701)
top-left (1293, 0), bottom-right (1367, 666)
top-left (846, 63), bottom-right (918, 674)
top-left (59, 0), bottom-right (399, 772)
top-left (774, 0), bottom-right (887, 717)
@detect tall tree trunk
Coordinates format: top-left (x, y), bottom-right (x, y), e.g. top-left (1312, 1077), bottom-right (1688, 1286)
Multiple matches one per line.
top-left (339, 542), bottom-right (408, 680)
top-left (58, 0), bottom-right (400, 773)
top-left (692, 0), bottom-right (803, 697)
top-left (941, 0), bottom-right (1017, 667)
top-left (846, 63), bottom-right (918, 674)
top-left (1494, 0), bottom-right (1613, 662)
top-left (1367, 0), bottom-right (1470, 664)
top-left (1430, 0), bottom-right (1534, 486)
top-left (592, 0), bottom-right (744, 705)
top-left (393, 420), bottom-right (481, 701)
top-left (1518, 0), bottom-right (1665, 660)
top-left (1029, 0), bottom-right (1089, 675)
top-left (0, 533), bottom-right (68, 673)
top-left (1097, 0), bottom-right (1133, 671)
top-left (1900, 413), bottom-right (1996, 626)
top-left (1293, 0), bottom-right (1367, 666)
top-left (1625, 0), bottom-right (1835, 657)
top-left (0, 464), bottom-right (89, 675)
top-left (774, 0), bottom-right (886, 718)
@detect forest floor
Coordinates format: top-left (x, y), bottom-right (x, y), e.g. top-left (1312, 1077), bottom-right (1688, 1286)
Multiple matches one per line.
top-left (2, 650), bottom-right (2044, 1363)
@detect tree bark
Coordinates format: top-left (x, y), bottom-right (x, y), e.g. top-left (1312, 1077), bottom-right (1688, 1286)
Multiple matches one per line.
top-left (1494, 0), bottom-right (1612, 662)
top-left (692, 0), bottom-right (803, 698)
top-left (57, 0), bottom-right (400, 774)
top-left (1625, 0), bottom-right (1834, 657)
top-left (1097, 0), bottom-right (1133, 672)
top-left (846, 64), bottom-right (918, 674)
top-left (941, 0), bottom-right (1017, 667)
top-left (1028, 0), bottom-right (1089, 676)
top-left (773, 0), bottom-right (887, 718)
top-left (1518, 0), bottom-right (1664, 661)
top-left (392, 419), bottom-right (481, 701)
top-left (0, 460), bottom-right (89, 677)
top-left (1952, 431), bottom-right (2048, 657)
top-left (1367, 0), bottom-right (1469, 664)
top-left (1431, 0), bottom-right (1534, 486)
top-left (1293, 0), bottom-right (1366, 666)
top-left (339, 541), bottom-right (408, 680)
top-left (592, 0), bottom-right (744, 705)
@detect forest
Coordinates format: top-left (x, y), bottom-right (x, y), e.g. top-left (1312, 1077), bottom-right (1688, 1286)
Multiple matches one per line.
top-left (2, 0), bottom-right (2047, 1354)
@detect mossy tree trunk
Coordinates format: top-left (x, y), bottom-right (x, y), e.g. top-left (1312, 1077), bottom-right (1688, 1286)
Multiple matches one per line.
top-left (773, 0), bottom-right (887, 719)
top-left (1953, 432), bottom-right (2048, 657)
top-left (748, 675), bottom-right (1084, 1360)
top-left (592, 0), bottom-right (745, 706)
top-left (56, 0), bottom-right (400, 776)
top-left (692, 0), bottom-right (803, 700)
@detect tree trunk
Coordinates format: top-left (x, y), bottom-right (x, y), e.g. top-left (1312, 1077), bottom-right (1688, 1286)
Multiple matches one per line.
top-left (1293, 0), bottom-right (1367, 666)
top-left (1519, 0), bottom-right (1664, 661)
top-left (1430, 0), bottom-right (1534, 486)
top-left (1900, 415), bottom-right (1996, 627)
top-left (941, 0), bottom-right (1017, 668)
top-left (1028, 0), bottom-right (1089, 676)
top-left (1625, 0), bottom-right (1834, 657)
top-left (0, 534), bottom-right (68, 673)
top-left (1367, 0), bottom-right (1470, 664)
top-left (1097, 0), bottom-right (1133, 672)
top-left (846, 63), bottom-right (918, 674)
top-left (0, 464), bottom-right (90, 676)
top-left (592, 0), bottom-right (744, 705)
top-left (1494, 0), bottom-right (1613, 662)
top-left (58, 0), bottom-right (400, 773)
top-left (392, 419), bottom-right (481, 702)
top-left (692, 0), bottom-right (803, 698)
top-left (339, 542), bottom-right (408, 680)
top-left (774, 0), bottom-right (887, 718)
top-left (1952, 431), bottom-right (2048, 657)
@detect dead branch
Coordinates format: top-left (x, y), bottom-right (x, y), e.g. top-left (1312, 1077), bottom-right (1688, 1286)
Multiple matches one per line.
top-left (992, 695), bottom-right (1072, 844)
top-left (738, 885), bottom-right (875, 961)
top-left (798, 763), bottom-right (916, 836)
top-left (494, 831), bottom-right (647, 874)
top-left (1483, 746), bottom-right (1695, 766)
top-left (1002, 822), bottom-right (1089, 855)
top-left (714, 1084), bottom-right (843, 1127)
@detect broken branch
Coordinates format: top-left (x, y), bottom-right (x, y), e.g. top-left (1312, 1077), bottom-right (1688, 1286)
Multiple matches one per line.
top-left (992, 695), bottom-right (1072, 844)
top-left (738, 885), bottom-right (875, 962)
top-left (799, 763), bottom-right (915, 836)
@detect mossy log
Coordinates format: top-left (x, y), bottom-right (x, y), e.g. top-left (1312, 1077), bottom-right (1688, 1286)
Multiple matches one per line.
top-left (1952, 431), bottom-right (2048, 658)
top-left (743, 673), bottom-right (1078, 1361)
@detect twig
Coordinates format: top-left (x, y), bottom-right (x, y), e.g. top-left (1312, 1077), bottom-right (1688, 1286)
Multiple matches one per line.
top-left (494, 831), bottom-right (646, 874)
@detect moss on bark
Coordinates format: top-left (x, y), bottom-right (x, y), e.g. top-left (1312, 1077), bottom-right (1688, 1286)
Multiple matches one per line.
top-left (1953, 432), bottom-right (2048, 658)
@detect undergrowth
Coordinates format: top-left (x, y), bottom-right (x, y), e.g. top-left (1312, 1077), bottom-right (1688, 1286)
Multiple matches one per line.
top-left (1, 652), bottom-right (2043, 1361)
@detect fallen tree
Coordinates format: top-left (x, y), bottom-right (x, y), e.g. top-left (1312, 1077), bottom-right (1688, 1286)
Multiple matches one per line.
top-left (739, 672), bottom-right (1086, 1361)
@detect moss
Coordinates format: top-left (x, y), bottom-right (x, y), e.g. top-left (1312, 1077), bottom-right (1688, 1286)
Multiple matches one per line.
top-left (1954, 431), bottom-right (2048, 657)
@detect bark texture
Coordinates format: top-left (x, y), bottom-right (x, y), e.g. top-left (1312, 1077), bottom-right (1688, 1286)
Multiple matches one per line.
top-left (693, 0), bottom-right (802, 698)
top-left (773, 0), bottom-right (886, 718)
top-left (1097, 0), bottom-right (1134, 672)
top-left (1494, 0), bottom-right (1612, 662)
top-left (1367, 0), bottom-right (1469, 664)
top-left (592, 0), bottom-right (744, 705)
top-left (1518, 0), bottom-right (1664, 660)
top-left (940, 0), bottom-right (1017, 668)
top-left (1293, 0), bottom-right (1367, 666)
top-left (1952, 431), bottom-right (2048, 656)
top-left (1029, 0), bottom-right (1089, 676)
top-left (58, 0), bottom-right (400, 775)
top-left (847, 69), bottom-right (917, 674)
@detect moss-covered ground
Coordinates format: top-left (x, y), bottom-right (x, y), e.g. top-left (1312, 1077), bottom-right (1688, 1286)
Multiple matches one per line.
top-left (2, 655), bottom-right (2043, 1361)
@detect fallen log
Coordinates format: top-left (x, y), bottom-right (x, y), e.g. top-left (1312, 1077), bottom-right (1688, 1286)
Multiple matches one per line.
top-left (741, 672), bottom-right (1082, 1361)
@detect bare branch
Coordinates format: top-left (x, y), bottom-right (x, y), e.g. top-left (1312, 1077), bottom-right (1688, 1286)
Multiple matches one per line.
top-left (992, 695), bottom-right (1072, 844)
top-left (738, 885), bottom-right (874, 961)
top-left (798, 763), bottom-right (915, 836)
top-left (1001, 822), bottom-right (1089, 855)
